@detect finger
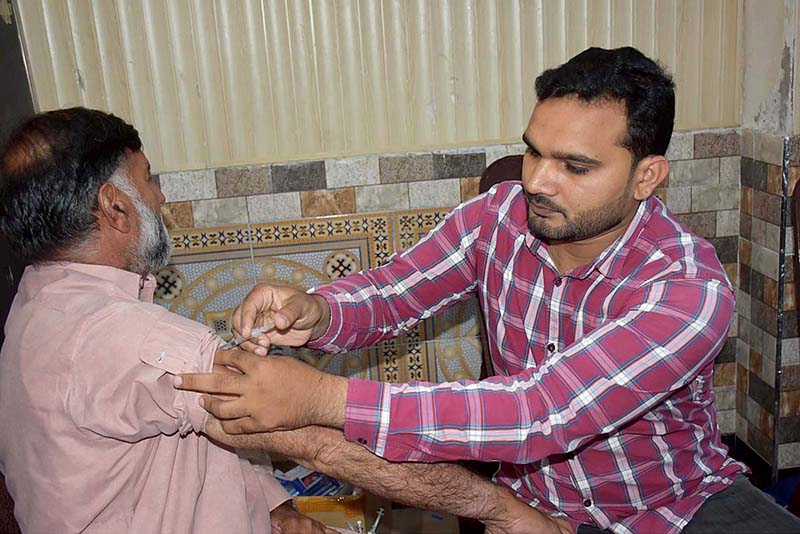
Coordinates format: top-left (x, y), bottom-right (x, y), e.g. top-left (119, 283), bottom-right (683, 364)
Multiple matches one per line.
top-left (237, 285), bottom-right (274, 338)
top-left (200, 395), bottom-right (251, 420)
top-left (273, 303), bottom-right (300, 331)
top-left (231, 306), bottom-right (244, 338)
top-left (220, 416), bottom-right (268, 435)
top-left (237, 338), bottom-right (270, 356)
top-left (212, 363), bottom-right (242, 376)
top-left (213, 347), bottom-right (259, 372)
top-left (220, 417), bottom-right (249, 435)
top-left (174, 371), bottom-right (244, 395)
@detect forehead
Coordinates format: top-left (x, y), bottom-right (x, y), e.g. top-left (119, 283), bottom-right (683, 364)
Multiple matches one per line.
top-left (525, 97), bottom-right (628, 154)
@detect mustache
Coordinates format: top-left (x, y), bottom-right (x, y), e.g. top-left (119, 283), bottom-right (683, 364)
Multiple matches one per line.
top-left (525, 193), bottom-right (566, 216)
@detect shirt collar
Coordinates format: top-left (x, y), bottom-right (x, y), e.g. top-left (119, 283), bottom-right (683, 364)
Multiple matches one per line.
top-left (29, 262), bottom-right (156, 302)
top-left (526, 196), bottom-right (656, 280)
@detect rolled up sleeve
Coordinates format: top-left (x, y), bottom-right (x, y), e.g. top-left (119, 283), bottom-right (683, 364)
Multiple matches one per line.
top-left (67, 302), bottom-right (219, 441)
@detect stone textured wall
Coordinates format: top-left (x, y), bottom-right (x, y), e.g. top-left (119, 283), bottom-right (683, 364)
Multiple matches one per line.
top-left (738, 130), bottom-right (800, 468)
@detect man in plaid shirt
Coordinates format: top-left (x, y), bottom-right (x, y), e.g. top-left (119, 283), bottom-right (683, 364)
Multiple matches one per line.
top-left (178, 48), bottom-right (800, 533)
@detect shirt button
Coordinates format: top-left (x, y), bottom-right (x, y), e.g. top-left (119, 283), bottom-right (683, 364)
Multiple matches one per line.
top-left (554, 277), bottom-right (563, 287)
top-left (583, 498), bottom-right (592, 508)
top-left (547, 343), bottom-right (556, 352)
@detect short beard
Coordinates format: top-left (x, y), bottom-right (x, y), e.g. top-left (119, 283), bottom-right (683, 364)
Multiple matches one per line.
top-left (110, 174), bottom-right (172, 275)
top-left (526, 179), bottom-right (634, 242)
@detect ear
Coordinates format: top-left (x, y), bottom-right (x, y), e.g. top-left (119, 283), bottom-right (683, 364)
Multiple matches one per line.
top-left (631, 156), bottom-right (669, 201)
top-left (97, 182), bottom-right (135, 234)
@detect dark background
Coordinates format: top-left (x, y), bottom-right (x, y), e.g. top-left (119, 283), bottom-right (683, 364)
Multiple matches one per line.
top-left (0, 6), bottom-right (34, 533)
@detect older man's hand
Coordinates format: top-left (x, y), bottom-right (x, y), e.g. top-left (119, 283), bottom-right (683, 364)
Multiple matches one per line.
top-left (484, 492), bottom-right (573, 534)
top-left (270, 501), bottom-right (338, 534)
top-left (175, 348), bottom-right (349, 434)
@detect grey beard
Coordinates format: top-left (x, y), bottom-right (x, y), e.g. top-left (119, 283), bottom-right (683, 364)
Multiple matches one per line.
top-left (109, 173), bottom-right (172, 275)
top-left (127, 194), bottom-right (172, 275)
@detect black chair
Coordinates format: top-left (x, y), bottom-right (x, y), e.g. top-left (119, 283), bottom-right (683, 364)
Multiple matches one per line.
top-left (479, 154), bottom-right (523, 196)
top-left (476, 154), bottom-right (524, 380)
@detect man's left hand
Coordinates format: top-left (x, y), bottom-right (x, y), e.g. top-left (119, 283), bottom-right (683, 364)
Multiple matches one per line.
top-left (270, 502), bottom-right (338, 534)
top-left (175, 348), bottom-right (348, 434)
top-left (484, 488), bottom-right (573, 534)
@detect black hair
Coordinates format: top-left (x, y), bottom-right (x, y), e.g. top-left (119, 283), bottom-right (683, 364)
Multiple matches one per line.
top-left (0, 107), bottom-right (141, 262)
top-left (535, 47), bottom-right (675, 162)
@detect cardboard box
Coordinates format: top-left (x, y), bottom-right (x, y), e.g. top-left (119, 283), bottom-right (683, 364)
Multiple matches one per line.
top-left (296, 490), bottom-right (366, 530)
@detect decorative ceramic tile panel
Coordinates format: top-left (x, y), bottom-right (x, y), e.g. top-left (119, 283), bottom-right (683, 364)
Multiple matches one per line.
top-left (390, 207), bottom-right (484, 382)
top-left (160, 214), bottom-right (392, 379)
top-left (158, 208), bottom-right (485, 384)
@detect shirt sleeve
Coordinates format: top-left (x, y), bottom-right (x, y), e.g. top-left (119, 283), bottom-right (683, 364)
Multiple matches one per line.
top-left (67, 301), bottom-right (218, 441)
top-left (236, 450), bottom-right (293, 512)
top-left (308, 192), bottom-right (491, 353)
top-left (343, 277), bottom-right (735, 464)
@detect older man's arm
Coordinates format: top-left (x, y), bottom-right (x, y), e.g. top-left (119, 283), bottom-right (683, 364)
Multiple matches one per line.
top-left (204, 420), bottom-right (570, 534)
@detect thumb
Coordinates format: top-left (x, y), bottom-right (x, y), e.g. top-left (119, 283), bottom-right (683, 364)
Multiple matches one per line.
top-left (237, 286), bottom-right (275, 337)
top-left (273, 298), bottom-right (304, 330)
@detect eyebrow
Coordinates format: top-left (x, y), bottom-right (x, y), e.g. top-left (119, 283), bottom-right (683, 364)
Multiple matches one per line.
top-left (522, 134), bottom-right (601, 166)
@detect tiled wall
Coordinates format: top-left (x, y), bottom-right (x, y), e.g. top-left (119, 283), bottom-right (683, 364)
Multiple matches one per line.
top-left (154, 129), bottom-right (753, 442)
top-left (158, 146), bottom-right (529, 226)
top-left (658, 129), bottom-right (741, 436)
top-left (738, 130), bottom-right (800, 469)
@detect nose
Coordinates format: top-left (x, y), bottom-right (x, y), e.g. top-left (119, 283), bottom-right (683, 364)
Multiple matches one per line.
top-left (157, 187), bottom-right (166, 206)
top-left (522, 154), bottom-right (558, 196)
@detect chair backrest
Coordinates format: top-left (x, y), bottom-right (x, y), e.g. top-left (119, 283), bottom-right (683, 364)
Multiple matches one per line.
top-left (474, 154), bottom-right (524, 381)
top-left (479, 154), bottom-right (524, 194)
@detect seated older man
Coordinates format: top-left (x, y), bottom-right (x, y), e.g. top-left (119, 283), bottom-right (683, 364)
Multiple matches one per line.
top-left (0, 108), bottom-right (332, 533)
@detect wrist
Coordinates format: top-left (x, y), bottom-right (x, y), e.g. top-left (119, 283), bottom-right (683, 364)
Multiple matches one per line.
top-left (309, 294), bottom-right (332, 341)
top-left (478, 484), bottom-right (514, 522)
top-left (309, 372), bottom-right (348, 429)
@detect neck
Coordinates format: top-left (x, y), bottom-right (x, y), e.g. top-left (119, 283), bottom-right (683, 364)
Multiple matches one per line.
top-left (56, 234), bottom-right (138, 274)
top-left (546, 207), bottom-right (638, 274)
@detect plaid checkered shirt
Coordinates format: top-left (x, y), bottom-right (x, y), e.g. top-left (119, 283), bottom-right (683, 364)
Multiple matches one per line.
top-left (309, 182), bottom-right (746, 533)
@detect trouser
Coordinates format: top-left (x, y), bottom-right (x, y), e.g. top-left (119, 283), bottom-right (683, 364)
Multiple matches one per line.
top-left (575, 476), bottom-right (800, 534)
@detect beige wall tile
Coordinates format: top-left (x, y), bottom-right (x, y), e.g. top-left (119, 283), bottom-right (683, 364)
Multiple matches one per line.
top-left (691, 185), bottom-right (739, 212)
top-left (355, 183), bottom-right (409, 212)
top-left (301, 188), bottom-right (356, 217)
top-left (409, 178), bottom-right (460, 209)
top-left (325, 156), bottom-right (380, 188)
top-left (161, 201), bottom-right (193, 230)
top-left (192, 197), bottom-right (248, 227)
top-left (716, 210), bottom-right (740, 237)
top-left (666, 187), bottom-right (691, 214)
top-left (460, 177), bottom-right (481, 202)
top-left (670, 158), bottom-right (719, 187)
top-left (160, 170), bottom-right (217, 202)
top-left (247, 192), bottom-right (302, 223)
top-left (720, 156), bottom-right (741, 187)
top-left (666, 132), bottom-right (694, 161)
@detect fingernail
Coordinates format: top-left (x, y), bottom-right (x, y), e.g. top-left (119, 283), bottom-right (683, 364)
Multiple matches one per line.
top-left (173, 376), bottom-right (183, 387)
top-left (198, 397), bottom-right (204, 408)
top-left (258, 339), bottom-right (268, 347)
top-left (255, 347), bottom-right (267, 356)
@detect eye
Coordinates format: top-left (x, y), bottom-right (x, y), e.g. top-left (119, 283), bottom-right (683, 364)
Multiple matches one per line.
top-left (525, 147), bottom-right (540, 158)
top-left (565, 163), bottom-right (589, 175)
